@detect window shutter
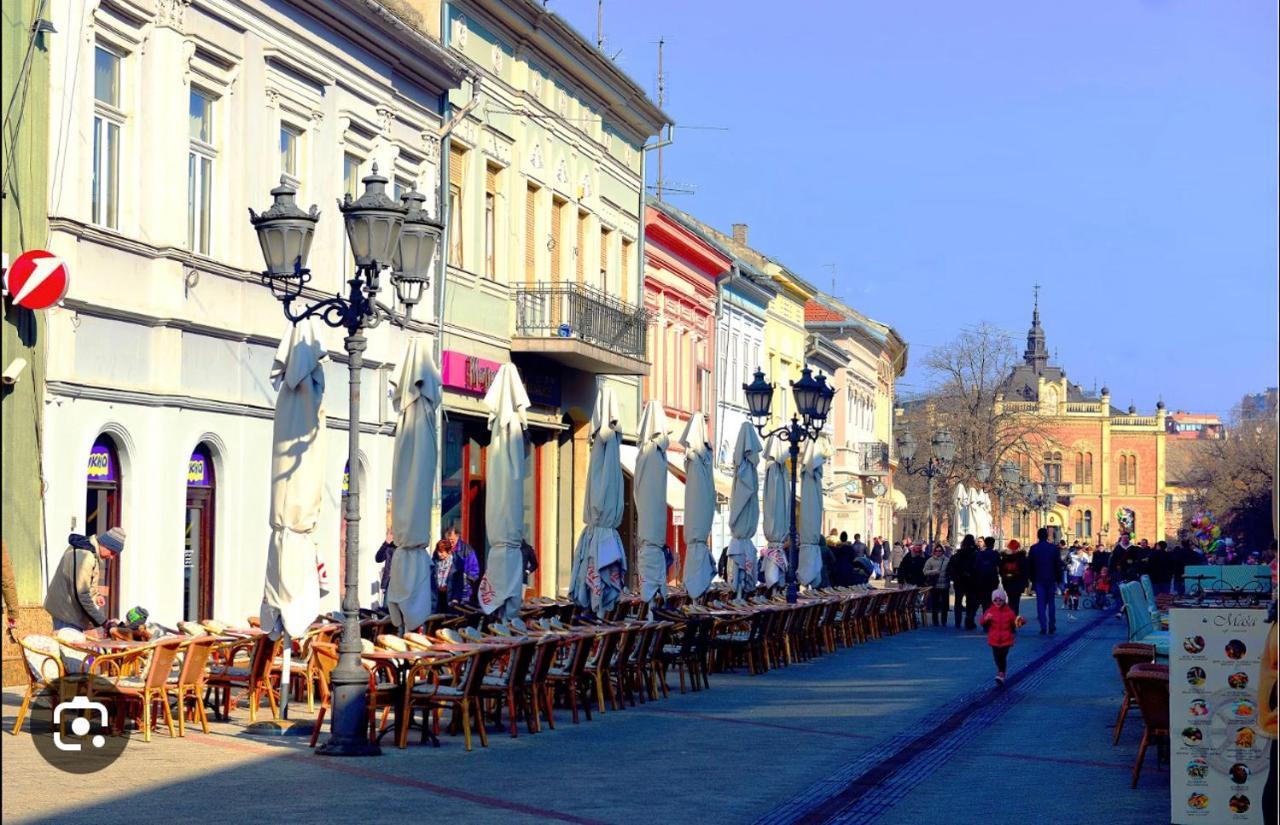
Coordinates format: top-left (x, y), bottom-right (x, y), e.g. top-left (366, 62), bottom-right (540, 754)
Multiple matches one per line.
top-left (575, 212), bottom-right (586, 284)
top-left (486, 164), bottom-right (497, 195)
top-left (449, 146), bottom-right (465, 189)
top-left (524, 186), bottom-right (536, 283)
top-left (550, 200), bottom-right (562, 282)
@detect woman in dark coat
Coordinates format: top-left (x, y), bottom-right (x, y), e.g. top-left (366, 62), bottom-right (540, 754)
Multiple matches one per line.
top-left (998, 539), bottom-right (1029, 617)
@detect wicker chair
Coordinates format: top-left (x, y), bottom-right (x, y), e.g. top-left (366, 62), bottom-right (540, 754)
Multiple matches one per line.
top-left (546, 633), bottom-right (595, 723)
top-left (91, 637), bottom-right (183, 742)
top-left (400, 649), bottom-right (494, 751)
top-left (10, 635), bottom-right (70, 736)
top-left (206, 632), bottom-right (277, 722)
top-left (166, 635), bottom-right (217, 736)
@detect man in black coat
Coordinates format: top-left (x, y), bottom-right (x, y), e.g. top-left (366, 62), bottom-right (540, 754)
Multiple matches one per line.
top-left (831, 532), bottom-right (856, 587)
top-left (1028, 527), bottom-right (1065, 634)
top-left (1146, 540), bottom-right (1175, 596)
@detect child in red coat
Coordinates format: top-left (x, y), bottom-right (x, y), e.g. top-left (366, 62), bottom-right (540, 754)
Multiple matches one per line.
top-left (980, 588), bottom-right (1026, 686)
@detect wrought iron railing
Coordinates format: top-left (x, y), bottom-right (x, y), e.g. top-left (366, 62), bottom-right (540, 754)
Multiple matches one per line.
top-left (513, 282), bottom-right (649, 361)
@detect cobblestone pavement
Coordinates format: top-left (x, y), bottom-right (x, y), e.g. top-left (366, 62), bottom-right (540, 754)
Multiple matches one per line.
top-left (1, 603), bottom-right (1169, 824)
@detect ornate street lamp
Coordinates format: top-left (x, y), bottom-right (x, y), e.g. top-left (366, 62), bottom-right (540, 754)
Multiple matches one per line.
top-left (249, 163), bottom-right (439, 758)
top-left (745, 365), bottom-right (835, 603)
top-left (975, 458), bottom-right (1022, 546)
top-left (895, 426), bottom-right (954, 548)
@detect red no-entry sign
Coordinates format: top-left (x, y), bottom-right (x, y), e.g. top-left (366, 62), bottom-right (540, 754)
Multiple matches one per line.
top-left (5, 249), bottom-right (70, 310)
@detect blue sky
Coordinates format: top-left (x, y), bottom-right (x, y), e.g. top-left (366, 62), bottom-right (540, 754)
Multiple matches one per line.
top-left (552, 0), bottom-right (1278, 415)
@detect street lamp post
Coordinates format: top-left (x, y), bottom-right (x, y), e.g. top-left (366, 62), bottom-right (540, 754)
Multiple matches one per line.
top-left (976, 459), bottom-right (1022, 548)
top-left (895, 428), bottom-right (956, 548)
top-left (249, 166), bottom-right (441, 757)
top-left (743, 366), bottom-right (835, 604)
top-left (1020, 479), bottom-right (1059, 541)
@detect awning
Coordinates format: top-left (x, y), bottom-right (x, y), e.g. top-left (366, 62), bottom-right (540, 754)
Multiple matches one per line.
top-left (891, 488), bottom-right (908, 511)
top-left (619, 444), bottom-right (685, 512)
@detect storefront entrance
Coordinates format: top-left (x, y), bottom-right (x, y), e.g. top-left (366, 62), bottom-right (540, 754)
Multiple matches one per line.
top-left (443, 419), bottom-right (489, 570)
top-left (184, 445), bottom-right (216, 621)
top-left (85, 435), bottom-right (122, 618)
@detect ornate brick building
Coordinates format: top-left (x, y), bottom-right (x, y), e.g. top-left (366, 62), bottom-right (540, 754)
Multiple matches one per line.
top-left (996, 301), bottom-right (1170, 545)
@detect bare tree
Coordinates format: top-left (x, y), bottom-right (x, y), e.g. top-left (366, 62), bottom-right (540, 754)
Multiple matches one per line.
top-left (1186, 398), bottom-right (1277, 550)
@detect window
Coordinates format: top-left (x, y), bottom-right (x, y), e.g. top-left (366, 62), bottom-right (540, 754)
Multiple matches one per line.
top-left (484, 164), bottom-right (498, 280)
top-left (92, 46), bottom-right (122, 228)
top-left (524, 185), bottom-right (538, 284)
top-left (620, 238), bottom-right (632, 302)
top-left (575, 211), bottom-right (588, 284)
top-left (1165, 494), bottom-right (1173, 512)
top-left (448, 145), bottom-right (466, 267)
top-left (1116, 452), bottom-right (1137, 494)
top-left (1011, 509), bottom-right (1025, 542)
top-left (1075, 452), bottom-right (1084, 486)
top-left (1083, 452), bottom-right (1093, 491)
top-left (1043, 451), bottom-right (1062, 484)
top-left (1084, 510), bottom-right (1092, 538)
top-left (599, 228), bottom-right (611, 293)
top-left (1128, 455), bottom-right (1138, 493)
top-left (280, 125), bottom-right (301, 181)
top-left (394, 177), bottom-right (411, 201)
top-left (1117, 454), bottom-right (1127, 490)
top-left (342, 154), bottom-right (361, 197)
top-left (1073, 510), bottom-right (1083, 538)
top-left (550, 197), bottom-right (566, 282)
top-left (187, 90), bottom-right (215, 254)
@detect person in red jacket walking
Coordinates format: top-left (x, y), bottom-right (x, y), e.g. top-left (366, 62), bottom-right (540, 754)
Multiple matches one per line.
top-left (980, 588), bottom-right (1026, 686)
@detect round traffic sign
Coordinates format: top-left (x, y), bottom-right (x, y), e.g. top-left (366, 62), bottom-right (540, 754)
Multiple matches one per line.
top-left (5, 249), bottom-right (69, 310)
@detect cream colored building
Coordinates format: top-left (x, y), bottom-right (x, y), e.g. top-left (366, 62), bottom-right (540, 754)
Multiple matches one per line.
top-left (39, 0), bottom-right (465, 627)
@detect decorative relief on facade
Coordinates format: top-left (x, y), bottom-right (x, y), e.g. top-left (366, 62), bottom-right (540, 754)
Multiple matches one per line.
top-left (453, 14), bottom-right (468, 48)
top-left (554, 156), bottom-right (568, 185)
top-left (376, 105), bottom-right (396, 137)
top-left (155, 0), bottom-right (191, 32)
top-left (309, 109), bottom-right (324, 129)
top-left (578, 172), bottom-right (592, 200)
top-left (530, 69), bottom-right (543, 96)
top-left (264, 87), bottom-right (280, 109)
top-left (557, 89), bottom-right (568, 117)
top-left (421, 133), bottom-right (440, 162)
top-left (529, 141), bottom-right (543, 169)
top-left (491, 45), bottom-right (504, 74)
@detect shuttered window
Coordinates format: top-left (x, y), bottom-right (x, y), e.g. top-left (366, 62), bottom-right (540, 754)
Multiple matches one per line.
top-left (524, 185), bottom-right (537, 283)
top-left (550, 197), bottom-right (565, 282)
top-left (599, 228), bottom-right (611, 293)
top-left (484, 164), bottom-right (498, 280)
top-left (448, 146), bottom-right (466, 267)
top-left (620, 238), bottom-right (632, 303)
top-left (575, 211), bottom-right (587, 284)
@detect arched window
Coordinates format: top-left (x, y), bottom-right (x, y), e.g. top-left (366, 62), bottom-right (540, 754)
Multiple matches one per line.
top-left (1117, 454), bottom-right (1128, 490)
top-left (1083, 452), bottom-right (1093, 491)
top-left (1075, 452), bottom-right (1084, 485)
top-left (86, 434), bottom-right (124, 618)
top-left (1083, 509), bottom-right (1093, 539)
top-left (1127, 455), bottom-right (1138, 493)
top-left (1073, 509), bottom-right (1084, 538)
top-left (1043, 451), bottom-right (1062, 484)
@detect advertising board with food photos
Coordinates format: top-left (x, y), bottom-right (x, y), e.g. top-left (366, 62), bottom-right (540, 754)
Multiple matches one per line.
top-left (1169, 607), bottom-right (1269, 823)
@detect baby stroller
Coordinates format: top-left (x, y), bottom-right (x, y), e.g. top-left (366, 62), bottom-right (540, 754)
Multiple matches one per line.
top-left (1081, 568), bottom-right (1110, 610)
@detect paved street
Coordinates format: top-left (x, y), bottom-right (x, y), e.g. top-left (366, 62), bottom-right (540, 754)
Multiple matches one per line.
top-left (2, 604), bottom-right (1170, 825)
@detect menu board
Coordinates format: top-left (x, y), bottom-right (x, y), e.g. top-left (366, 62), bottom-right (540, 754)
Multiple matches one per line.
top-left (1169, 607), bottom-right (1269, 824)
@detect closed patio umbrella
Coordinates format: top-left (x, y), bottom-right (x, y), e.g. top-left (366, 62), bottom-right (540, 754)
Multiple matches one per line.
top-left (797, 437), bottom-right (828, 588)
top-left (569, 386), bottom-right (627, 615)
top-left (478, 363), bottom-right (530, 618)
top-left (681, 414), bottom-right (716, 600)
top-left (386, 337), bottom-right (441, 633)
top-left (726, 422), bottom-right (763, 598)
top-left (260, 319), bottom-right (327, 718)
top-left (634, 401), bottom-right (671, 603)
top-left (761, 434), bottom-right (791, 588)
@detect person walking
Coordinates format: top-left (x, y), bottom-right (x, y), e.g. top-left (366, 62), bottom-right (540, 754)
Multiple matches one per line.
top-left (44, 529), bottom-right (126, 632)
top-left (831, 532), bottom-right (856, 587)
top-left (1147, 540), bottom-right (1175, 596)
top-left (922, 545), bottom-right (950, 626)
top-left (980, 588), bottom-right (1026, 686)
top-left (443, 525), bottom-right (481, 604)
top-left (375, 540), bottom-right (397, 605)
top-left (998, 539), bottom-right (1029, 618)
top-left (948, 536), bottom-right (978, 629)
top-left (889, 540), bottom-right (907, 578)
top-left (870, 537), bottom-right (884, 581)
top-left (970, 537), bottom-right (1001, 626)
top-left (1028, 527), bottom-right (1064, 634)
top-left (897, 542), bottom-right (927, 587)
top-left (1109, 532), bottom-right (1135, 590)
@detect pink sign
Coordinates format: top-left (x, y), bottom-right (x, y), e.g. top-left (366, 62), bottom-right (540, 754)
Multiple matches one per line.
top-left (441, 350), bottom-right (500, 395)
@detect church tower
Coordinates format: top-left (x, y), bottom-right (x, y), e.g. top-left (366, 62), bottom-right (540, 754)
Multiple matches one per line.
top-left (1024, 286), bottom-right (1049, 373)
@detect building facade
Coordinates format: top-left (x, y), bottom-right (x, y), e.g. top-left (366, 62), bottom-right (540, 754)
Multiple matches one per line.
top-left (995, 303), bottom-right (1170, 545)
top-left (1166, 411), bottom-right (1223, 440)
top-left (39, 0), bottom-right (465, 627)
top-left (430, 0), bottom-right (669, 594)
top-left (2, 0), bottom-right (53, 681)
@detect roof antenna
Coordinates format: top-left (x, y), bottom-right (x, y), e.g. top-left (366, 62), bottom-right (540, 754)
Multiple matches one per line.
top-left (596, 0), bottom-right (604, 50)
top-left (656, 36), bottom-right (665, 202)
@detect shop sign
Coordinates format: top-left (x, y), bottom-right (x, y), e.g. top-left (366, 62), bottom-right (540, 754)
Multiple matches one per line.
top-left (4, 249), bottom-right (69, 310)
top-left (187, 452), bottom-right (211, 487)
top-left (87, 444), bottom-right (116, 483)
top-left (342, 462), bottom-right (349, 496)
top-left (525, 369), bottom-right (562, 407)
top-left (441, 350), bottom-right (500, 396)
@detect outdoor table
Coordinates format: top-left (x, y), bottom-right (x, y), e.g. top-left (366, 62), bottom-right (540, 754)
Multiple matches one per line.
top-left (362, 649), bottom-right (455, 746)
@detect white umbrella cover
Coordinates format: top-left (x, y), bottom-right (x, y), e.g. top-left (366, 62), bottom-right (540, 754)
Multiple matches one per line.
top-left (478, 363), bottom-right (530, 618)
top-left (260, 318), bottom-right (327, 639)
top-left (386, 337), bottom-right (441, 632)
top-left (680, 414), bottom-right (716, 599)
top-left (569, 386), bottom-right (627, 614)
top-left (761, 434), bottom-right (792, 587)
top-left (726, 422), bottom-right (763, 598)
top-left (797, 437), bottom-right (828, 587)
top-left (634, 401), bottom-right (671, 603)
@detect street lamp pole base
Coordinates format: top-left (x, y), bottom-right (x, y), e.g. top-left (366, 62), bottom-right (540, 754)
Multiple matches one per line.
top-left (315, 738), bottom-right (382, 758)
top-left (785, 581), bottom-right (799, 604)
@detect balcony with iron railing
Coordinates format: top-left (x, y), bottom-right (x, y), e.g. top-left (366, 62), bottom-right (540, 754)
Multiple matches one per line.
top-left (512, 282), bottom-right (650, 375)
top-left (860, 441), bottom-right (891, 475)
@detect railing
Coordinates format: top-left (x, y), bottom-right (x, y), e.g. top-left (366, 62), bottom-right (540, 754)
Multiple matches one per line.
top-left (1065, 402), bottom-right (1102, 414)
top-left (860, 441), bottom-right (890, 474)
top-left (1112, 416), bottom-right (1158, 427)
top-left (1002, 401), bottom-right (1038, 412)
top-left (513, 282), bottom-right (649, 361)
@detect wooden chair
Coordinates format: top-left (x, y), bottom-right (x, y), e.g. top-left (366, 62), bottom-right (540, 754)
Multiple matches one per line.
top-left (166, 636), bottom-right (217, 736)
top-left (10, 635), bottom-right (70, 736)
top-left (91, 638), bottom-right (183, 742)
top-left (546, 634), bottom-right (594, 723)
top-left (524, 636), bottom-right (559, 732)
top-left (206, 632), bottom-right (277, 722)
top-left (1126, 664), bottom-right (1170, 788)
top-left (479, 638), bottom-right (536, 737)
top-left (400, 649), bottom-right (494, 751)
top-left (582, 627), bottom-right (622, 713)
top-left (1112, 643), bottom-right (1157, 744)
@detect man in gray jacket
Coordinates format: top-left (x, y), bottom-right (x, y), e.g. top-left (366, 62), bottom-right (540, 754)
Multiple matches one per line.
top-left (44, 528), bottom-right (125, 631)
